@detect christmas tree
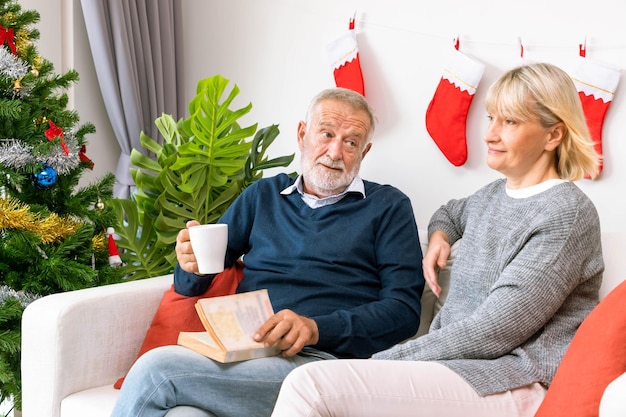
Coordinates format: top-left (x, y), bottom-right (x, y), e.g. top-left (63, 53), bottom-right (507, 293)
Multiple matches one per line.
top-left (0, 0), bottom-right (123, 411)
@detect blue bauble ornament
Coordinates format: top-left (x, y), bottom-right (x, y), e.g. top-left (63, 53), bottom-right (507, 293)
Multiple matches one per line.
top-left (33, 164), bottom-right (57, 189)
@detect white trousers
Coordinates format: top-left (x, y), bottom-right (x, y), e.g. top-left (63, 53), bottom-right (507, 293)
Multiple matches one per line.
top-left (271, 360), bottom-right (546, 417)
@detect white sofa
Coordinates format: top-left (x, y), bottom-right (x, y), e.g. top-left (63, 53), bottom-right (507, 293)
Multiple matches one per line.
top-left (600, 372), bottom-right (626, 416)
top-left (21, 231), bottom-right (626, 417)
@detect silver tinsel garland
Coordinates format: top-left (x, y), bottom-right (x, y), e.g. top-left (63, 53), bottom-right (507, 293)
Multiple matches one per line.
top-left (0, 47), bottom-right (80, 174)
top-left (0, 135), bottom-right (81, 175)
top-left (0, 47), bottom-right (28, 80)
top-left (0, 47), bottom-right (31, 97)
top-left (0, 285), bottom-right (40, 308)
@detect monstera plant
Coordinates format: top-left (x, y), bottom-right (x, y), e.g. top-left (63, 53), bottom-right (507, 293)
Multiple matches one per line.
top-left (111, 75), bottom-right (294, 280)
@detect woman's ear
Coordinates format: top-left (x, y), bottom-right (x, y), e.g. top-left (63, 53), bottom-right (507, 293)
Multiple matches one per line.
top-left (546, 122), bottom-right (565, 151)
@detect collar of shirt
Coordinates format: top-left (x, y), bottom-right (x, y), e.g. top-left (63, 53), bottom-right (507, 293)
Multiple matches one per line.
top-left (280, 175), bottom-right (366, 209)
top-left (506, 178), bottom-right (567, 199)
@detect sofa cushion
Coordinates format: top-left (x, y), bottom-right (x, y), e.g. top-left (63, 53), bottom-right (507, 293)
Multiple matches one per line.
top-left (61, 385), bottom-right (119, 417)
top-left (114, 263), bottom-right (244, 388)
top-left (534, 278), bottom-right (626, 417)
top-left (415, 237), bottom-right (459, 337)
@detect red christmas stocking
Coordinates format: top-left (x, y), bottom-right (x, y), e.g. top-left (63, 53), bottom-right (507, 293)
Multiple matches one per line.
top-left (326, 18), bottom-right (365, 96)
top-left (425, 48), bottom-right (485, 166)
top-left (571, 56), bottom-right (620, 175)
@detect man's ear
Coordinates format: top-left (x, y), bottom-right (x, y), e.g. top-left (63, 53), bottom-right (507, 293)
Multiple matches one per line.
top-left (297, 121), bottom-right (306, 150)
top-left (361, 142), bottom-right (372, 159)
top-left (546, 122), bottom-right (565, 151)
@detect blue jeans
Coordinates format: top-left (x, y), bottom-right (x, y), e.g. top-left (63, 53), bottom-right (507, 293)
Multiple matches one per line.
top-left (110, 345), bottom-right (334, 417)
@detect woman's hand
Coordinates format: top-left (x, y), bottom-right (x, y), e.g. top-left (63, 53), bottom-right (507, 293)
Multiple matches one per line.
top-left (422, 230), bottom-right (451, 297)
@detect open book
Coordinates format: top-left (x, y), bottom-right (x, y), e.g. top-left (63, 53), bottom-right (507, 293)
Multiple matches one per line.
top-left (177, 289), bottom-right (281, 363)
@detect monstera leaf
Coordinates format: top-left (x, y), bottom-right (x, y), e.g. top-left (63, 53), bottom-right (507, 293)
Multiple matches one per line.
top-left (111, 75), bottom-right (294, 280)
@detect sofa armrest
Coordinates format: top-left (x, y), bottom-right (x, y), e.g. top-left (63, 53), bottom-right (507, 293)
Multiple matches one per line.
top-left (21, 274), bottom-right (173, 417)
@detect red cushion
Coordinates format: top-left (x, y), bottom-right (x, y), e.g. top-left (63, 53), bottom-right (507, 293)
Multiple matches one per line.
top-left (534, 279), bottom-right (626, 417)
top-left (114, 263), bottom-right (244, 388)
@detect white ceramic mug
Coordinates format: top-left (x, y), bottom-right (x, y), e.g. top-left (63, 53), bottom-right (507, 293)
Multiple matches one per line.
top-left (188, 223), bottom-right (228, 274)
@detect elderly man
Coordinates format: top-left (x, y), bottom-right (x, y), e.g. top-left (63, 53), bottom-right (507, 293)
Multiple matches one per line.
top-left (111, 88), bottom-right (424, 417)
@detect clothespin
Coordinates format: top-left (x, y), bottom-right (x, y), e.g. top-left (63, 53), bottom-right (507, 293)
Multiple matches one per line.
top-left (579, 36), bottom-right (587, 57)
top-left (453, 34), bottom-right (460, 51)
top-left (518, 36), bottom-right (524, 58)
top-left (349, 10), bottom-right (356, 30)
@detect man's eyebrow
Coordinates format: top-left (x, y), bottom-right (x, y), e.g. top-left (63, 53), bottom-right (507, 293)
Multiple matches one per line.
top-left (317, 120), bottom-right (365, 139)
top-left (318, 120), bottom-right (335, 129)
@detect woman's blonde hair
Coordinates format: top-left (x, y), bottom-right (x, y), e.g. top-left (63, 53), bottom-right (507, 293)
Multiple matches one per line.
top-left (485, 62), bottom-right (600, 180)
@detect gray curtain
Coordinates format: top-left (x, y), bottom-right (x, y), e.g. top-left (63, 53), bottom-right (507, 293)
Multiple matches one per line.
top-left (80, 0), bottom-right (185, 198)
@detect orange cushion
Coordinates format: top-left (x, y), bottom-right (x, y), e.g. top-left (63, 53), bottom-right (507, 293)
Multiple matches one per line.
top-left (535, 279), bottom-right (626, 417)
top-left (114, 263), bottom-right (244, 388)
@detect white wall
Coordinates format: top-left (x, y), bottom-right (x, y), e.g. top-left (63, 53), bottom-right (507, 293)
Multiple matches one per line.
top-left (25, 0), bottom-right (626, 234)
top-left (180, 0), bottom-right (626, 234)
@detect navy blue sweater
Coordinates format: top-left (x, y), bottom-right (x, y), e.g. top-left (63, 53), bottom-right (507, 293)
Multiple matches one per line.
top-left (175, 174), bottom-right (424, 358)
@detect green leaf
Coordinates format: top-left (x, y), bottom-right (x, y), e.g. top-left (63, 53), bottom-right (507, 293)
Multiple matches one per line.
top-left (131, 149), bottom-right (162, 173)
top-left (155, 113), bottom-right (183, 146)
top-left (110, 198), bottom-right (175, 280)
top-left (111, 75), bottom-right (294, 278)
top-left (138, 131), bottom-right (163, 154)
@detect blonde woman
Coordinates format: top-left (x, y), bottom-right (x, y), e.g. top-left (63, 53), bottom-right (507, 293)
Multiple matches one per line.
top-left (270, 63), bottom-right (604, 417)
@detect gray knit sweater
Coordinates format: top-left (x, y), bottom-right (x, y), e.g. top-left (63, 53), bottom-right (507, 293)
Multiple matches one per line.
top-left (373, 179), bottom-right (604, 396)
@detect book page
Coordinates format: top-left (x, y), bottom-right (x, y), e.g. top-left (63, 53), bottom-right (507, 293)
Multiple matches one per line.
top-left (178, 331), bottom-right (224, 360)
top-left (196, 289), bottom-right (275, 350)
top-left (178, 331), bottom-right (280, 363)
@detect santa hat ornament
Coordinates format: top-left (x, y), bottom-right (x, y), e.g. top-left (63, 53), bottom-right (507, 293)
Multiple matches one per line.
top-left (570, 41), bottom-right (620, 176)
top-left (326, 16), bottom-right (365, 96)
top-left (107, 227), bottom-right (122, 266)
top-left (425, 38), bottom-right (485, 166)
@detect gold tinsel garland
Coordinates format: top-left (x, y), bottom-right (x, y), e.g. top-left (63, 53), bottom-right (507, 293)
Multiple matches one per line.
top-left (0, 197), bottom-right (106, 250)
top-left (92, 233), bottom-right (106, 252)
top-left (15, 27), bottom-right (30, 55)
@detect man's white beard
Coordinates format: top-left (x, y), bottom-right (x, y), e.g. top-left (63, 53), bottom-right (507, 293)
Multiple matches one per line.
top-left (302, 155), bottom-right (359, 196)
